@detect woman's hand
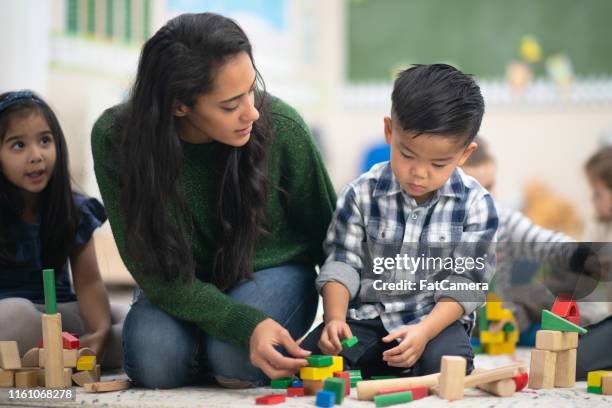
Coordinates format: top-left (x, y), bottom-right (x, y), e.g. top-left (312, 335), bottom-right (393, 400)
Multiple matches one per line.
top-left (318, 319), bottom-right (353, 356)
top-left (79, 327), bottom-right (111, 357)
top-left (381, 323), bottom-right (429, 368)
top-left (249, 318), bottom-right (310, 379)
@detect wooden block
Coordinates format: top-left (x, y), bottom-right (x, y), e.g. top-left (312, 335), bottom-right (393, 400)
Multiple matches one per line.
top-left (303, 379), bottom-right (324, 395)
top-left (42, 313), bottom-right (64, 388)
top-left (554, 348), bottom-right (576, 387)
top-left (0, 368), bottom-right (15, 387)
top-left (379, 386), bottom-right (428, 400)
top-left (541, 310), bottom-right (587, 334)
top-left (561, 332), bottom-right (578, 349)
top-left (63, 368), bottom-right (73, 386)
top-left (83, 379), bottom-right (131, 393)
top-left (300, 365), bottom-right (333, 381)
top-left (374, 391), bottom-right (413, 407)
top-left (472, 368), bottom-right (515, 397)
top-left (15, 370), bottom-right (38, 387)
top-left (0, 341), bottom-right (22, 369)
top-left (61, 332), bottom-right (80, 349)
top-left (536, 330), bottom-right (564, 350)
top-left (602, 375), bottom-right (612, 395)
top-left (528, 349), bottom-right (557, 389)
top-left (76, 355), bottom-right (96, 371)
top-left (439, 356), bottom-right (466, 400)
top-left (72, 370), bottom-right (97, 387)
top-left (39, 348), bottom-right (78, 368)
top-left (485, 301), bottom-right (504, 320)
top-left (356, 373), bottom-right (441, 400)
top-left (78, 347), bottom-right (96, 358)
top-left (513, 371), bottom-right (529, 391)
top-left (21, 348), bottom-right (39, 367)
top-left (587, 370), bottom-right (612, 387)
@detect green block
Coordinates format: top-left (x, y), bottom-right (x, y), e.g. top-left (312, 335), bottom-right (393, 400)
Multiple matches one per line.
top-left (502, 323), bottom-right (515, 333)
top-left (541, 309), bottom-right (587, 334)
top-left (371, 376), bottom-right (398, 380)
top-left (42, 269), bottom-right (57, 314)
top-left (587, 386), bottom-right (602, 394)
top-left (472, 344), bottom-right (484, 354)
top-left (270, 377), bottom-right (294, 389)
top-left (306, 354), bottom-right (333, 367)
top-left (341, 335), bottom-right (359, 349)
top-left (478, 306), bottom-right (489, 331)
top-left (374, 391), bottom-right (413, 407)
top-left (348, 370), bottom-right (362, 378)
top-left (323, 377), bottom-right (345, 404)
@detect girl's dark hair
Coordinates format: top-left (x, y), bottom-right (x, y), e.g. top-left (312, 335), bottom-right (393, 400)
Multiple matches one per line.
top-left (391, 64), bottom-right (485, 145)
top-left (0, 91), bottom-right (78, 269)
top-left (586, 146), bottom-right (612, 190)
top-left (117, 13), bottom-right (272, 289)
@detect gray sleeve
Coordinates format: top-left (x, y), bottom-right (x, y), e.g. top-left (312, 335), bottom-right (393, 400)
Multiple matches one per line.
top-left (434, 275), bottom-right (486, 315)
top-left (315, 261), bottom-right (361, 300)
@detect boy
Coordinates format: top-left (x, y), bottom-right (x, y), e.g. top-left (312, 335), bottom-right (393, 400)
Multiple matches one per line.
top-left (301, 64), bottom-right (498, 377)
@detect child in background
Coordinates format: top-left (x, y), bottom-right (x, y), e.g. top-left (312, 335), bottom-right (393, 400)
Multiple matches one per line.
top-left (0, 90), bottom-right (125, 368)
top-left (301, 64), bottom-right (498, 377)
top-left (462, 137), bottom-right (609, 342)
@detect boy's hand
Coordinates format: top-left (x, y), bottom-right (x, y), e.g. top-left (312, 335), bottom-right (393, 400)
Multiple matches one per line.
top-left (319, 319), bottom-right (353, 355)
top-left (381, 323), bottom-right (429, 367)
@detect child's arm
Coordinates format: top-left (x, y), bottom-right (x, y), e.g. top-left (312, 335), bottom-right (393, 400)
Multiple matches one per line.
top-left (382, 298), bottom-right (463, 367)
top-left (318, 281), bottom-right (353, 355)
top-left (70, 237), bottom-right (112, 357)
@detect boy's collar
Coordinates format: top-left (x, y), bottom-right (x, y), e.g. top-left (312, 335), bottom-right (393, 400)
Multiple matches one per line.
top-left (373, 162), bottom-right (465, 199)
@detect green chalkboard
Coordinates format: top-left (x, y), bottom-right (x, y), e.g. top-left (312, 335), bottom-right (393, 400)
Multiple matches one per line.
top-left (347, 0), bottom-right (612, 81)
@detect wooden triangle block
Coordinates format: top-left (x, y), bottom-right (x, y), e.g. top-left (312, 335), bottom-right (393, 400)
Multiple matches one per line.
top-left (551, 294), bottom-right (580, 326)
top-left (541, 310), bottom-right (587, 334)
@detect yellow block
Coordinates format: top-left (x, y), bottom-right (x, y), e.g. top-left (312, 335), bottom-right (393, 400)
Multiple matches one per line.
top-left (300, 365), bottom-right (333, 381)
top-left (330, 356), bottom-right (343, 373)
top-left (484, 342), bottom-right (515, 355)
top-left (500, 309), bottom-right (514, 321)
top-left (587, 370), bottom-right (612, 387)
top-left (485, 301), bottom-right (503, 320)
top-left (76, 356), bottom-right (96, 371)
top-left (506, 330), bottom-right (519, 344)
top-left (480, 331), bottom-right (505, 344)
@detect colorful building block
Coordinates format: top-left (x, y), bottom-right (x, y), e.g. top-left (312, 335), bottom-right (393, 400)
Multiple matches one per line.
top-left (379, 386), bottom-right (428, 400)
top-left (587, 370), bottom-right (612, 387)
top-left (333, 371), bottom-right (350, 396)
top-left (291, 379), bottom-right (303, 387)
top-left (541, 310), bottom-right (587, 334)
top-left (478, 305), bottom-right (489, 331)
top-left (484, 342), bottom-right (515, 355)
top-left (341, 336), bottom-right (359, 349)
top-left (287, 386), bottom-right (305, 397)
top-left (255, 394), bottom-right (286, 405)
top-left (315, 390), bottom-right (336, 407)
top-left (506, 330), bottom-right (519, 343)
top-left (551, 294), bottom-right (580, 326)
top-left (348, 369), bottom-right (362, 387)
top-left (485, 294), bottom-right (503, 320)
top-left (323, 377), bottom-right (346, 404)
top-left (502, 323), bottom-right (515, 333)
top-left (374, 391), bottom-right (413, 407)
top-left (330, 355), bottom-right (343, 373)
top-left (270, 377), bottom-right (294, 389)
top-left (61, 332), bottom-right (80, 349)
top-left (76, 355), bottom-right (96, 371)
top-left (480, 331), bottom-right (505, 344)
top-left (307, 355), bottom-right (333, 367)
top-left (300, 366), bottom-right (333, 381)
top-left (513, 372), bottom-right (529, 391)
top-left (587, 386), bottom-right (602, 394)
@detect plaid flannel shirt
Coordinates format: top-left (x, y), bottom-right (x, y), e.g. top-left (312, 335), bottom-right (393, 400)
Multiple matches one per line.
top-left (316, 162), bottom-right (498, 334)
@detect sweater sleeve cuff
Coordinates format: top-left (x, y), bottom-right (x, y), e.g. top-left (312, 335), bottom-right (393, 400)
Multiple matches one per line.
top-left (434, 275), bottom-right (486, 315)
top-left (316, 261), bottom-right (361, 300)
top-left (219, 303), bottom-right (269, 349)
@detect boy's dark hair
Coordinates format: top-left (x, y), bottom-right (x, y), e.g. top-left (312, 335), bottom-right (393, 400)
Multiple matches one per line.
top-left (586, 146), bottom-right (612, 190)
top-left (464, 136), bottom-right (494, 167)
top-left (0, 91), bottom-right (79, 269)
top-left (391, 64), bottom-right (484, 145)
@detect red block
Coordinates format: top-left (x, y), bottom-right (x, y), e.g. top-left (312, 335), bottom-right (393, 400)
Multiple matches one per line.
top-left (333, 371), bottom-right (350, 396)
top-left (379, 385), bottom-right (428, 400)
top-left (551, 294), bottom-right (580, 326)
top-left (62, 332), bottom-right (80, 349)
top-left (287, 387), bottom-right (305, 397)
top-left (37, 339), bottom-right (43, 348)
top-left (255, 394), bottom-right (285, 405)
top-left (512, 372), bottom-right (529, 392)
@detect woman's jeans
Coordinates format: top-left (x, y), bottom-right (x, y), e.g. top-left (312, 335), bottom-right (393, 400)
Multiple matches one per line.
top-left (122, 264), bottom-right (318, 388)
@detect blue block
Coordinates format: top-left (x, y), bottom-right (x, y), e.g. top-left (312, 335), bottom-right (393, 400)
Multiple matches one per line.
top-left (291, 379), bottom-right (303, 388)
top-left (315, 390), bottom-right (336, 407)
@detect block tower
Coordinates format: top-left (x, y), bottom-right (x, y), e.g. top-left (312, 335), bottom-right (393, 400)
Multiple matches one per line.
top-left (528, 296), bottom-right (585, 389)
top-left (478, 293), bottom-right (519, 355)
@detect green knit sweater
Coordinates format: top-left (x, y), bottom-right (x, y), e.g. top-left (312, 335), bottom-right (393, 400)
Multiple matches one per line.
top-left (91, 97), bottom-right (336, 349)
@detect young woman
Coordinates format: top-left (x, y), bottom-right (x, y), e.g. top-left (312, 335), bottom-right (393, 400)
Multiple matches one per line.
top-left (91, 13), bottom-right (336, 388)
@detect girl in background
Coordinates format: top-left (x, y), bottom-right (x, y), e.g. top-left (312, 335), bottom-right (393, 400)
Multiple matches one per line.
top-left (0, 90), bottom-right (125, 368)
